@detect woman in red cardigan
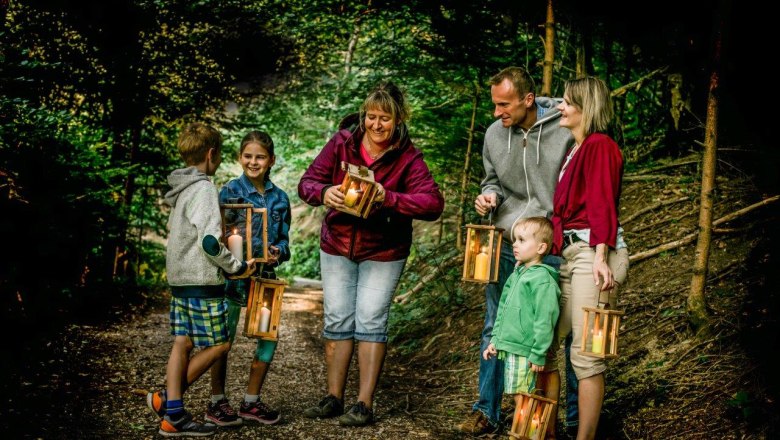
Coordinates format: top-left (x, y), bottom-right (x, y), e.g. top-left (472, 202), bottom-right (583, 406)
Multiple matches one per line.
top-left (546, 76), bottom-right (630, 440)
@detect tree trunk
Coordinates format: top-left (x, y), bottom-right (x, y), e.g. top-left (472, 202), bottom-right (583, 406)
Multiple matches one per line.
top-left (456, 81), bottom-right (480, 251)
top-left (113, 126), bottom-right (141, 278)
top-left (330, 20), bottom-right (361, 137)
top-left (688, 0), bottom-right (729, 338)
top-left (541, 0), bottom-right (555, 96)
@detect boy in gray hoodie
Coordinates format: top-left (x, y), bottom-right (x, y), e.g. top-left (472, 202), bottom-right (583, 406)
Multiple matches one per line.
top-left (461, 67), bottom-right (575, 435)
top-left (148, 123), bottom-right (255, 437)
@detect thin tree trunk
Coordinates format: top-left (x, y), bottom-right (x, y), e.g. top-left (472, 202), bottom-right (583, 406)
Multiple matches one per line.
top-left (330, 20), bottom-right (361, 136)
top-left (114, 126), bottom-right (141, 278)
top-left (456, 81), bottom-right (480, 251)
top-left (575, 32), bottom-right (586, 78)
top-left (541, 0), bottom-right (555, 96)
top-left (688, 0), bottom-right (729, 338)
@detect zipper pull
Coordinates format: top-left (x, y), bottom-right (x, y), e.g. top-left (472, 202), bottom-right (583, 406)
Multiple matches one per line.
top-left (523, 137), bottom-right (527, 147)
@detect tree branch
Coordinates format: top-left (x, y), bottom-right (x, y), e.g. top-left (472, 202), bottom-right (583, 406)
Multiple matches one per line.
top-left (395, 254), bottom-right (461, 304)
top-left (629, 195), bottom-right (780, 263)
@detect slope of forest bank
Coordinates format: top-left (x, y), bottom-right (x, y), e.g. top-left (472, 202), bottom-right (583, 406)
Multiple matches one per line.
top-left (388, 158), bottom-right (779, 439)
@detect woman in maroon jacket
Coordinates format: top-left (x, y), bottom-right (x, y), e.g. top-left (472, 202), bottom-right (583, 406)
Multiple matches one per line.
top-left (546, 76), bottom-right (629, 440)
top-left (298, 81), bottom-right (444, 427)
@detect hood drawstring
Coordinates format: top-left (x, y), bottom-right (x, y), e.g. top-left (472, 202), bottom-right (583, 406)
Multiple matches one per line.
top-left (536, 122), bottom-right (544, 165)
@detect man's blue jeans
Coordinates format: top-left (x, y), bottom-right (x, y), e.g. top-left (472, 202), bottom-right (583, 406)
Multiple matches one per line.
top-left (472, 244), bottom-right (561, 426)
top-left (564, 332), bottom-right (580, 427)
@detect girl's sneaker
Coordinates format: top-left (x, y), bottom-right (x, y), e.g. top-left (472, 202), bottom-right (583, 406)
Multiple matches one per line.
top-left (239, 399), bottom-right (281, 424)
top-left (205, 398), bottom-right (243, 426)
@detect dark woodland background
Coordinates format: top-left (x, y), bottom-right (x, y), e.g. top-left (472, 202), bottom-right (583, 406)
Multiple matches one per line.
top-left (1, 1), bottom-right (778, 438)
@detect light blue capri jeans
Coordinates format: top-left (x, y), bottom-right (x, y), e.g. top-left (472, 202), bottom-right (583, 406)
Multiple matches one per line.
top-left (319, 250), bottom-right (406, 343)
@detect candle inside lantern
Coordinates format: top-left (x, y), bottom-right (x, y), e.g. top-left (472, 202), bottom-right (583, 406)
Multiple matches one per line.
top-left (592, 330), bottom-right (604, 354)
top-left (528, 414), bottom-right (540, 439)
top-left (228, 228), bottom-right (243, 259)
top-left (592, 315), bottom-right (604, 354)
top-left (343, 181), bottom-right (360, 208)
top-left (259, 302), bottom-right (271, 333)
top-left (473, 246), bottom-right (490, 280)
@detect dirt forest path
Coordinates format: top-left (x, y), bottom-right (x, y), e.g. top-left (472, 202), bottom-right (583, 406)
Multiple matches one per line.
top-left (12, 280), bottom-right (474, 439)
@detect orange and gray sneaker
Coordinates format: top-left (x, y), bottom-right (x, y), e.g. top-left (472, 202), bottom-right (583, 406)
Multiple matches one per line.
top-left (159, 411), bottom-right (217, 437)
top-left (147, 390), bottom-right (166, 418)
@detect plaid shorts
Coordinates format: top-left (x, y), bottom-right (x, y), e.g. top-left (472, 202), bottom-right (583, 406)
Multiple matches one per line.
top-left (169, 297), bottom-right (229, 347)
top-left (501, 351), bottom-right (537, 394)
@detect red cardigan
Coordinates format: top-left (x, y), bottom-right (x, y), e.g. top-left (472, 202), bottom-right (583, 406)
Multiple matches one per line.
top-left (551, 133), bottom-right (623, 255)
top-left (298, 122), bottom-right (444, 262)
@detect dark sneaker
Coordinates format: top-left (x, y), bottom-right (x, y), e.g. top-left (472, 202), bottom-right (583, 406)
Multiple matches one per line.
top-left (302, 394), bottom-right (344, 419)
top-left (147, 390), bottom-right (166, 418)
top-left (338, 401), bottom-right (374, 427)
top-left (159, 411), bottom-right (216, 437)
top-left (456, 410), bottom-right (496, 434)
top-left (239, 399), bottom-right (281, 425)
top-left (205, 398), bottom-right (243, 427)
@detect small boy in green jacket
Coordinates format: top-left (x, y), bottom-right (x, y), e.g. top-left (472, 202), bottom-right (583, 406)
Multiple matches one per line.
top-left (483, 216), bottom-right (561, 407)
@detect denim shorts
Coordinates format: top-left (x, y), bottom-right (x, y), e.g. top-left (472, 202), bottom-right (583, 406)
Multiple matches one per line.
top-left (319, 250), bottom-right (406, 342)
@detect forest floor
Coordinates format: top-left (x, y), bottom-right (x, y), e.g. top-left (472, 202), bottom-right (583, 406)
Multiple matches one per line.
top-left (2, 155), bottom-right (779, 439)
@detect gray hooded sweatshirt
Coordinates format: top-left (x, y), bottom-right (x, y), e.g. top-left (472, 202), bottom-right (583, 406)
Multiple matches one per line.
top-left (164, 166), bottom-right (246, 298)
top-left (481, 97), bottom-right (575, 241)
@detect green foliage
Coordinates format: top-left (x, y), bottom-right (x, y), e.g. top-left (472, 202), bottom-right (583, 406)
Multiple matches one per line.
top-left (2, 0), bottom-right (733, 330)
top-left (726, 390), bottom-right (761, 424)
top-left (276, 234), bottom-right (321, 280)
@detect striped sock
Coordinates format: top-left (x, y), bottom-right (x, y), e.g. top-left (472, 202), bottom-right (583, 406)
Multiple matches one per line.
top-left (167, 399), bottom-right (184, 419)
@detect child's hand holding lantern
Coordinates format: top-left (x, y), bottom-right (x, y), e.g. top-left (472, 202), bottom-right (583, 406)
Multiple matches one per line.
top-left (228, 258), bottom-right (256, 279)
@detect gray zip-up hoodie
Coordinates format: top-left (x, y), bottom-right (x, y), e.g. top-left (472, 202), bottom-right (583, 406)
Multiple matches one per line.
top-left (164, 166), bottom-right (246, 298)
top-left (481, 97), bottom-right (575, 240)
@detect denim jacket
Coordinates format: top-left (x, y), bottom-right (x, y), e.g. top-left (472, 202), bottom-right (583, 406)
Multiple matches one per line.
top-left (219, 174), bottom-right (291, 302)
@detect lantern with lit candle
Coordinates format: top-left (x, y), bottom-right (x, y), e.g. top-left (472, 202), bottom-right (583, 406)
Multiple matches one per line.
top-left (508, 391), bottom-right (557, 440)
top-left (244, 277), bottom-right (287, 341)
top-left (462, 224), bottom-right (503, 283)
top-left (579, 306), bottom-right (625, 359)
top-left (335, 162), bottom-right (379, 219)
top-left (220, 203), bottom-right (270, 263)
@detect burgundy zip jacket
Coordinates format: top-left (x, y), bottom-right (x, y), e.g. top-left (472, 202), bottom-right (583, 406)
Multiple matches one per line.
top-left (298, 119), bottom-right (444, 262)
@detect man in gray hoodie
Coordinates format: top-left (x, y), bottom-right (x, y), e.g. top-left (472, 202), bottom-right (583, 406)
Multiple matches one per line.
top-left (458, 67), bottom-right (575, 435)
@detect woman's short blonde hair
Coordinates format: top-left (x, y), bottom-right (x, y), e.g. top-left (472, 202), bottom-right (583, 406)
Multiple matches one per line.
top-left (359, 81), bottom-right (410, 143)
top-left (564, 76), bottom-right (613, 137)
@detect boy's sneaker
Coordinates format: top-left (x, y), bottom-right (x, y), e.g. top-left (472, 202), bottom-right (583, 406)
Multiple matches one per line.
top-left (302, 394), bottom-right (344, 419)
top-left (338, 401), bottom-right (374, 426)
top-left (159, 411), bottom-right (216, 437)
top-left (147, 390), bottom-right (166, 418)
top-left (205, 398), bottom-right (243, 426)
top-left (239, 399), bottom-right (281, 424)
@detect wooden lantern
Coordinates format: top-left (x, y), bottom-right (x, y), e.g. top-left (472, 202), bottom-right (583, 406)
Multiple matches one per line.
top-left (220, 203), bottom-right (270, 263)
top-left (244, 277), bottom-right (287, 341)
top-left (508, 391), bottom-right (557, 440)
top-left (462, 224), bottom-right (504, 283)
top-left (579, 306), bottom-right (625, 359)
top-left (334, 162), bottom-right (379, 219)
